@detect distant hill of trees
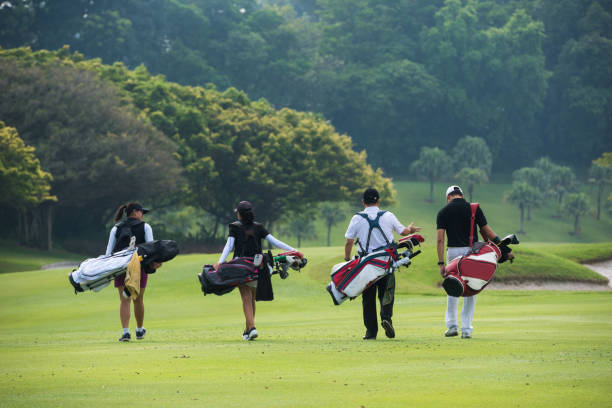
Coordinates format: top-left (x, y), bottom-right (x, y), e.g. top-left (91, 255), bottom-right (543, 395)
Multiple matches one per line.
top-left (2, 0), bottom-right (610, 172)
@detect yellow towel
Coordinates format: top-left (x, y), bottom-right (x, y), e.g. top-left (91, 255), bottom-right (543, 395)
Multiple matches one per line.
top-left (124, 252), bottom-right (142, 300)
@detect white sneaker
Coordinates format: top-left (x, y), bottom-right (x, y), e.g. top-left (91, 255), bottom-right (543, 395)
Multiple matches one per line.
top-left (246, 327), bottom-right (258, 341)
top-left (445, 326), bottom-right (458, 337)
top-left (461, 331), bottom-right (472, 339)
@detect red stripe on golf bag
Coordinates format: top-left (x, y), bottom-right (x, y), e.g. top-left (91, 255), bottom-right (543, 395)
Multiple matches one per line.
top-left (443, 242), bottom-right (501, 297)
top-left (331, 247), bottom-right (397, 295)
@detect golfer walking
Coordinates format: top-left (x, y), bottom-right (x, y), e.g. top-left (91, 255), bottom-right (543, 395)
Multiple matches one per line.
top-left (106, 202), bottom-right (160, 342)
top-left (436, 186), bottom-right (502, 339)
top-left (344, 188), bottom-right (420, 340)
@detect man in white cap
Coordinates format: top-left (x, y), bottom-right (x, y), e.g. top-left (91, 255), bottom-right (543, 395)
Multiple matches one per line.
top-left (436, 185), bottom-right (501, 338)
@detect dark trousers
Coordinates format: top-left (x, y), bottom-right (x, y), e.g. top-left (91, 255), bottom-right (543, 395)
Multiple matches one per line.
top-left (362, 274), bottom-right (393, 335)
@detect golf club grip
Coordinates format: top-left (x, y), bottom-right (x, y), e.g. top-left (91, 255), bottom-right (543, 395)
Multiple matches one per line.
top-left (409, 250), bottom-right (421, 258)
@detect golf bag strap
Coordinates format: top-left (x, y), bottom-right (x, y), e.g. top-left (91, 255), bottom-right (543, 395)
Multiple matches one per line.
top-left (356, 211), bottom-right (389, 256)
top-left (469, 203), bottom-right (479, 247)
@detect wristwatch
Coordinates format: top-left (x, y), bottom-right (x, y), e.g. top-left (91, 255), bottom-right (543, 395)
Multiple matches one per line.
top-left (437, 261), bottom-right (445, 265)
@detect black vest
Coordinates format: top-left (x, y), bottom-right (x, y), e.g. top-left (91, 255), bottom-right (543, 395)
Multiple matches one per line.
top-left (113, 218), bottom-right (146, 252)
top-left (229, 221), bottom-right (267, 258)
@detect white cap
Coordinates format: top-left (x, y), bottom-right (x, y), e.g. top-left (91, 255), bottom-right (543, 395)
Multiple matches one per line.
top-left (445, 185), bottom-right (463, 197)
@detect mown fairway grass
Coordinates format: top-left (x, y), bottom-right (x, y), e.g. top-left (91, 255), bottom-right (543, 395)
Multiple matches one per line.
top-left (1, 248), bottom-right (612, 407)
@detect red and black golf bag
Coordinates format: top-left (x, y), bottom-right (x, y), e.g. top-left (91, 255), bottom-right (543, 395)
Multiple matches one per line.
top-left (198, 251), bottom-right (306, 296)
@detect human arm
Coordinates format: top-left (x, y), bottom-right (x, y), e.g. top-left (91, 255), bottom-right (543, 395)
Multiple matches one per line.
top-left (144, 223), bottom-right (154, 242)
top-left (388, 212), bottom-right (420, 236)
top-left (481, 224), bottom-right (513, 260)
top-left (400, 222), bottom-right (421, 236)
top-left (214, 236), bottom-right (235, 270)
top-left (105, 226), bottom-right (117, 256)
top-left (480, 225), bottom-right (500, 244)
top-left (344, 238), bottom-right (354, 261)
top-left (436, 228), bottom-right (446, 276)
top-left (265, 234), bottom-right (295, 251)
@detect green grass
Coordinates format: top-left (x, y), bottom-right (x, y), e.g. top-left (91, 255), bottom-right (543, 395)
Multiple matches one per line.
top-left (1, 248), bottom-right (612, 407)
top-left (289, 181), bottom-right (612, 248)
top-left (0, 239), bottom-right (82, 274)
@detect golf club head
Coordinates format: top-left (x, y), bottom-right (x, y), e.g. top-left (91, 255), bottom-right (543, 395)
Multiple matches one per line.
top-left (500, 234), bottom-right (519, 246)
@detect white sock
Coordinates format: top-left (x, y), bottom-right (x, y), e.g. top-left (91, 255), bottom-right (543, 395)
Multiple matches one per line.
top-left (122, 328), bottom-right (130, 335)
top-left (137, 327), bottom-right (144, 331)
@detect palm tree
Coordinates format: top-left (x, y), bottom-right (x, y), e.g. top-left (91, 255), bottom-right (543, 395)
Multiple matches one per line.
top-left (589, 154), bottom-right (612, 220)
top-left (512, 166), bottom-right (550, 220)
top-left (452, 136), bottom-right (493, 175)
top-left (455, 167), bottom-right (489, 202)
top-left (410, 146), bottom-right (451, 202)
top-left (560, 193), bottom-right (591, 235)
top-left (505, 182), bottom-right (542, 234)
top-left (320, 203), bottom-right (346, 246)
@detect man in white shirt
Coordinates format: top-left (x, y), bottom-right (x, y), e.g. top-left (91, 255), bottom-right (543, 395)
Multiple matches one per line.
top-left (344, 188), bottom-right (420, 340)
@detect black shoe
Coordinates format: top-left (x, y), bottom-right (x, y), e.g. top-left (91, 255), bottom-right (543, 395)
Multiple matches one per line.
top-left (246, 327), bottom-right (258, 341)
top-left (118, 332), bottom-right (131, 342)
top-left (363, 332), bottom-right (376, 340)
top-left (381, 320), bottom-right (395, 338)
top-left (136, 328), bottom-right (146, 340)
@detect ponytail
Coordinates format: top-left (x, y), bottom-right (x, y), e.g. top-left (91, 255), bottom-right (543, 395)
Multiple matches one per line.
top-left (239, 208), bottom-right (255, 225)
top-left (114, 204), bottom-right (127, 222)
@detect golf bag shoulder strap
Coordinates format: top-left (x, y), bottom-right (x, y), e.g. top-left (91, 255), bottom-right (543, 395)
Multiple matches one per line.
top-left (356, 211), bottom-right (389, 255)
top-left (469, 203), bottom-right (479, 247)
top-left (113, 219), bottom-right (144, 253)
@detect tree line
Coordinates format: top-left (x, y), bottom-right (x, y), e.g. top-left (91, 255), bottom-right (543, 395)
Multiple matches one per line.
top-left (410, 136), bottom-right (611, 236)
top-left (1, 0), bottom-right (610, 173)
top-left (0, 47), bottom-right (393, 251)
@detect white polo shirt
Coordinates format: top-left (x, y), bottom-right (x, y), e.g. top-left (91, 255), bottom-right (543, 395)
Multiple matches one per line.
top-left (345, 206), bottom-right (405, 254)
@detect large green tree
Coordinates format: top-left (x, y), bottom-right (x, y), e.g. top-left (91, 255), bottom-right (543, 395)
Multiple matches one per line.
top-left (452, 136), bottom-right (493, 175)
top-left (0, 121), bottom-right (57, 249)
top-left (589, 153), bottom-right (612, 220)
top-left (410, 146), bottom-right (451, 203)
top-left (455, 167), bottom-right (488, 202)
top-left (0, 121), bottom-right (54, 208)
top-left (320, 202), bottom-right (346, 247)
top-left (0, 55), bottom-right (182, 242)
top-left (560, 193), bottom-right (591, 235)
top-left (505, 181), bottom-right (543, 234)
top-left (512, 166), bottom-right (549, 220)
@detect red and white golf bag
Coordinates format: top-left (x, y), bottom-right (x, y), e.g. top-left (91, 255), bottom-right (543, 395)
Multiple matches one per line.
top-left (326, 235), bottom-right (424, 305)
top-left (327, 246), bottom-right (398, 305)
top-left (442, 241), bottom-right (502, 297)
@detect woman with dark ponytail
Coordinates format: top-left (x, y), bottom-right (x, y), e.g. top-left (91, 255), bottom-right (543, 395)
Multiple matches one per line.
top-left (214, 200), bottom-right (301, 341)
top-left (106, 202), bottom-right (158, 342)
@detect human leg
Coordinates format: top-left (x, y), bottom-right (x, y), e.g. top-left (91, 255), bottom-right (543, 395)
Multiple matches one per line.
top-left (377, 276), bottom-right (395, 338)
top-left (133, 287), bottom-right (145, 329)
top-left (445, 295), bottom-right (459, 336)
top-left (377, 275), bottom-right (394, 323)
top-left (362, 285), bottom-right (378, 338)
top-left (250, 286), bottom-right (257, 320)
top-left (118, 287), bottom-right (131, 328)
top-left (239, 285), bottom-right (255, 332)
top-left (461, 295), bottom-right (477, 337)
top-left (117, 287), bottom-right (131, 341)
top-left (445, 247), bottom-right (470, 336)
